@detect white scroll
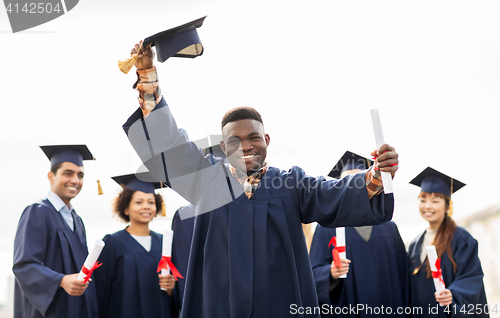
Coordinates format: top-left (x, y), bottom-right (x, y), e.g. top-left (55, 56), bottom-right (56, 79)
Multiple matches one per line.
top-left (78, 240), bottom-right (105, 282)
top-left (370, 108), bottom-right (394, 194)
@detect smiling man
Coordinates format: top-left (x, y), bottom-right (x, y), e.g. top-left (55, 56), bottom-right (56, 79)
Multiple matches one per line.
top-left (13, 145), bottom-right (98, 318)
top-left (122, 42), bottom-right (399, 318)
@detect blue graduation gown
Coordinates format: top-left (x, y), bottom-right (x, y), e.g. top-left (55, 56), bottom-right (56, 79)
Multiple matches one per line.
top-left (13, 199), bottom-right (98, 318)
top-left (170, 204), bottom-right (195, 311)
top-left (309, 223), bottom-right (408, 317)
top-left (122, 98), bottom-right (394, 318)
top-left (93, 229), bottom-right (177, 318)
top-left (407, 227), bottom-right (489, 317)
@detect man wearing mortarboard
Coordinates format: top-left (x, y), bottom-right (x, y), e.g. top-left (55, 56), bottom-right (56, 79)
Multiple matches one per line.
top-left (13, 145), bottom-right (98, 318)
top-left (119, 18), bottom-right (399, 318)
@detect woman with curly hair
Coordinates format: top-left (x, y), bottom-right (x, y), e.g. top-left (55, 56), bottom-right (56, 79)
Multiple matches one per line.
top-left (408, 167), bottom-right (488, 317)
top-left (93, 173), bottom-right (177, 318)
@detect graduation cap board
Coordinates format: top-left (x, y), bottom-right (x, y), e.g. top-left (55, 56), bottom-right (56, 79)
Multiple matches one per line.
top-left (111, 172), bottom-right (164, 194)
top-left (40, 144), bottom-right (94, 167)
top-left (328, 151), bottom-right (373, 179)
top-left (118, 16), bottom-right (206, 74)
top-left (41, 144), bottom-right (103, 195)
top-left (409, 167), bottom-right (465, 197)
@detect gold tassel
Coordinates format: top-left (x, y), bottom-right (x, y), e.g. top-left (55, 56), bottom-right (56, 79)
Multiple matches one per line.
top-left (161, 200), bottom-right (166, 217)
top-left (118, 41), bottom-right (143, 74)
top-left (448, 178), bottom-right (453, 217)
top-left (118, 54), bottom-right (138, 74)
top-left (97, 180), bottom-right (103, 195)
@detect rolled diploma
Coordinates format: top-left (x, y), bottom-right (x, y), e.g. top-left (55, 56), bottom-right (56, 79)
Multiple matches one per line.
top-left (161, 230), bottom-right (173, 290)
top-left (426, 245), bottom-right (446, 294)
top-left (336, 227), bottom-right (347, 278)
top-left (77, 240), bottom-right (105, 281)
top-left (370, 108), bottom-right (394, 194)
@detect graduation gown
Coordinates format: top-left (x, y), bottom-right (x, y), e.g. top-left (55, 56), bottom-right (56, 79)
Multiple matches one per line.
top-left (13, 199), bottom-right (98, 318)
top-left (93, 229), bottom-right (177, 318)
top-left (309, 223), bottom-right (408, 317)
top-left (407, 226), bottom-right (489, 318)
top-left (170, 204), bottom-right (195, 311)
top-left (122, 98), bottom-right (394, 318)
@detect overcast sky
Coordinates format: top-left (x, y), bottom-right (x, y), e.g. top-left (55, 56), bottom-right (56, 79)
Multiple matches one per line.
top-left (1, 0), bottom-right (500, 304)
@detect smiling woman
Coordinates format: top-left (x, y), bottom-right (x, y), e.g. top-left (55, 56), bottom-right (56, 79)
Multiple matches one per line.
top-left (92, 174), bottom-right (178, 318)
top-left (407, 167), bottom-right (489, 318)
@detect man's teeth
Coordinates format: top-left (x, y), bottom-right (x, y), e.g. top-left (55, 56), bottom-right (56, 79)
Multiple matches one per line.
top-left (67, 187), bottom-right (77, 191)
top-left (242, 155), bottom-right (255, 159)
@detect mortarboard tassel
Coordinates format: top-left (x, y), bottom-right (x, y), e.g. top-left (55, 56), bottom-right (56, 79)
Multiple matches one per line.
top-left (97, 180), bottom-right (104, 195)
top-left (160, 182), bottom-right (166, 216)
top-left (118, 41), bottom-right (143, 74)
top-left (161, 200), bottom-right (166, 217)
top-left (93, 156), bottom-right (103, 195)
top-left (448, 178), bottom-right (453, 217)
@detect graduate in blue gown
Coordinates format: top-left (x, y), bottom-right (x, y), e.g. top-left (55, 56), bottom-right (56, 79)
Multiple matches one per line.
top-left (93, 173), bottom-right (178, 318)
top-left (408, 167), bottom-right (489, 317)
top-left (13, 145), bottom-right (99, 318)
top-left (309, 151), bottom-right (408, 317)
top-left (120, 37), bottom-right (400, 317)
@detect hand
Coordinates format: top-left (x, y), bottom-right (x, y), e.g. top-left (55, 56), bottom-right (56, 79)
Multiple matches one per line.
top-left (159, 273), bottom-right (175, 296)
top-left (132, 40), bottom-right (155, 70)
top-left (371, 144), bottom-right (399, 177)
top-left (59, 273), bottom-right (89, 296)
top-left (435, 289), bottom-right (453, 306)
top-left (330, 258), bottom-right (351, 279)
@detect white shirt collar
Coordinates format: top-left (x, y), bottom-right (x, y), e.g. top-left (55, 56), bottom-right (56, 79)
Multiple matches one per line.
top-left (46, 191), bottom-right (73, 212)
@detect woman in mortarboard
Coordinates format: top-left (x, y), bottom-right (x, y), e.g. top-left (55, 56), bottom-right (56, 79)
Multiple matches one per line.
top-left (93, 173), bottom-right (178, 318)
top-left (407, 167), bottom-right (489, 317)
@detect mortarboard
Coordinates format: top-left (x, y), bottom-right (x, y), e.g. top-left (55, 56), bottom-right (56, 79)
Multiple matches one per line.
top-left (409, 167), bottom-right (465, 197)
top-left (203, 144), bottom-right (226, 160)
top-left (111, 172), bottom-right (164, 194)
top-left (143, 16), bottom-right (206, 63)
top-left (328, 151), bottom-right (373, 179)
top-left (118, 16), bottom-right (206, 74)
top-left (40, 144), bottom-right (94, 167)
top-left (409, 167), bottom-right (466, 216)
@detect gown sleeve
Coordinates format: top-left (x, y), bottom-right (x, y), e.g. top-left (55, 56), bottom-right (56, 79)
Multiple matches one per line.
top-left (309, 226), bottom-right (337, 305)
top-left (447, 231), bottom-right (489, 316)
top-left (12, 204), bottom-right (65, 316)
top-left (287, 167), bottom-right (394, 226)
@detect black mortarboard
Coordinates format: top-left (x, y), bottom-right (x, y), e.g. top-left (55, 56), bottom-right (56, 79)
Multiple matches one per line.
top-left (40, 144), bottom-right (94, 167)
top-left (409, 167), bottom-right (466, 197)
top-left (111, 172), bottom-right (164, 194)
top-left (203, 144), bottom-right (226, 160)
top-left (328, 151), bottom-right (373, 179)
top-left (143, 16), bottom-right (206, 63)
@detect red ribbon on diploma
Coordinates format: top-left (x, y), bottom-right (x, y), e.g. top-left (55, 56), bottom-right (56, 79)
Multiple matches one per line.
top-left (157, 256), bottom-right (184, 281)
top-left (431, 258), bottom-right (446, 287)
top-left (328, 236), bottom-right (346, 269)
top-left (81, 261), bottom-right (102, 283)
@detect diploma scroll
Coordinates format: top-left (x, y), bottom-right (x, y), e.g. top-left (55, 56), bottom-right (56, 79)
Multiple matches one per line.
top-left (160, 230), bottom-right (173, 290)
top-left (77, 240), bottom-right (105, 282)
top-left (337, 227), bottom-right (347, 279)
top-left (370, 108), bottom-right (394, 194)
top-left (426, 245), bottom-right (446, 305)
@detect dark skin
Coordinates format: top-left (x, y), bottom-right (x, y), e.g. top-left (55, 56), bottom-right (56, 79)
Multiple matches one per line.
top-left (130, 41), bottom-right (399, 177)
